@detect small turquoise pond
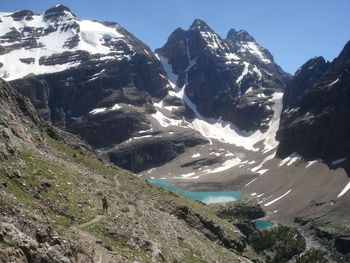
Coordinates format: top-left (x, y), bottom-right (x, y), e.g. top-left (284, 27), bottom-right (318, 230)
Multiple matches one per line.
top-left (148, 179), bottom-right (242, 204)
top-left (255, 221), bottom-right (276, 230)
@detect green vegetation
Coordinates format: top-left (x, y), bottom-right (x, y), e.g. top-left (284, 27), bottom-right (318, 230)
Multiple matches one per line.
top-left (253, 225), bottom-right (306, 263)
top-left (0, 134), bottom-right (261, 262)
top-left (86, 222), bottom-right (153, 262)
top-left (46, 135), bottom-right (118, 180)
top-left (178, 240), bottom-right (207, 263)
top-left (0, 149), bottom-right (102, 233)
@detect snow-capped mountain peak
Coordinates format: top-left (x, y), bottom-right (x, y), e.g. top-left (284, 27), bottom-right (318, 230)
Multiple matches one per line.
top-left (42, 4), bottom-right (76, 21)
top-left (0, 5), bottom-right (138, 80)
top-left (156, 19), bottom-right (289, 135)
top-left (226, 28), bottom-right (273, 64)
top-left (189, 19), bottom-right (214, 32)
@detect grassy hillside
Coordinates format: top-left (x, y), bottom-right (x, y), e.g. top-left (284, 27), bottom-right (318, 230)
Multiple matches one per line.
top-left (0, 129), bottom-right (260, 262)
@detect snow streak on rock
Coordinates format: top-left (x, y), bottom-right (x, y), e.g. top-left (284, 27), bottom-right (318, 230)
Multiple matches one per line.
top-left (264, 189), bottom-right (292, 207)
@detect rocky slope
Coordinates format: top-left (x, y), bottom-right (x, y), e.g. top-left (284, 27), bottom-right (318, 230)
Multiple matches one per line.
top-left (0, 78), bottom-right (264, 262)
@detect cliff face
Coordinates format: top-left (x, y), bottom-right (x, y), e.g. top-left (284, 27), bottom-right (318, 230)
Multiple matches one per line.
top-left (1, 5), bottom-right (169, 146)
top-left (156, 20), bottom-right (289, 132)
top-left (0, 78), bottom-right (43, 158)
top-left (277, 41), bottom-right (350, 172)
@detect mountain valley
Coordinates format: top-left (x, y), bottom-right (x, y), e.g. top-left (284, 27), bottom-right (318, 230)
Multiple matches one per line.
top-left (1, 4), bottom-right (350, 262)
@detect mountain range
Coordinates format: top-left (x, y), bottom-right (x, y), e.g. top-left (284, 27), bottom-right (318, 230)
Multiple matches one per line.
top-left (1, 4), bottom-right (350, 262)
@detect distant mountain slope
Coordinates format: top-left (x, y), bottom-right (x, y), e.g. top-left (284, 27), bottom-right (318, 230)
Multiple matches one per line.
top-left (277, 40), bottom-right (350, 172)
top-left (2, 5), bottom-right (177, 153)
top-left (156, 19), bottom-right (290, 132)
top-left (0, 5), bottom-right (160, 82)
top-left (3, 6), bottom-right (290, 172)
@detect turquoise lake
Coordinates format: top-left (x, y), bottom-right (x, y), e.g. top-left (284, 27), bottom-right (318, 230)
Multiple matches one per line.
top-left (255, 220), bottom-right (276, 230)
top-left (148, 179), bottom-right (242, 204)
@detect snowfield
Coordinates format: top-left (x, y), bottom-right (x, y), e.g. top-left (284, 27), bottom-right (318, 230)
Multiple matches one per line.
top-left (0, 9), bottom-right (132, 80)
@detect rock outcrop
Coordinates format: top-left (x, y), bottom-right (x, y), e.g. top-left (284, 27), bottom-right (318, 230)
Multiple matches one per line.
top-left (108, 130), bottom-right (208, 172)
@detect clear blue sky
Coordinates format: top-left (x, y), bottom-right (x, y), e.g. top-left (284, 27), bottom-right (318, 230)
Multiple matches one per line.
top-left (2, 0), bottom-right (350, 74)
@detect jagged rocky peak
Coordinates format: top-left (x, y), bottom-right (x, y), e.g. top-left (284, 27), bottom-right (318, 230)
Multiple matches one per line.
top-left (189, 18), bottom-right (214, 32)
top-left (294, 56), bottom-right (328, 77)
top-left (43, 4), bottom-right (76, 21)
top-left (10, 10), bottom-right (35, 21)
top-left (226, 28), bottom-right (256, 42)
top-left (156, 18), bottom-right (289, 132)
top-left (332, 40), bottom-right (350, 68)
top-left (283, 56), bottom-right (329, 110)
top-left (225, 28), bottom-right (275, 65)
top-left (187, 19), bottom-right (227, 61)
top-left (277, 40), bottom-right (350, 171)
top-left (162, 27), bottom-right (186, 47)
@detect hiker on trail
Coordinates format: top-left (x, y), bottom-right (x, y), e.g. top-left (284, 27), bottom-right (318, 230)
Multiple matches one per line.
top-left (102, 195), bottom-right (109, 213)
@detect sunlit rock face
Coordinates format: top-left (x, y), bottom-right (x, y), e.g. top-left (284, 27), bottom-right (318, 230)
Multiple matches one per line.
top-left (156, 19), bottom-right (290, 132)
top-left (2, 6), bottom-right (290, 172)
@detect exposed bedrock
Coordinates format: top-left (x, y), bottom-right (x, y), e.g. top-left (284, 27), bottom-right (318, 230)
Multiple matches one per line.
top-left (107, 131), bottom-right (208, 173)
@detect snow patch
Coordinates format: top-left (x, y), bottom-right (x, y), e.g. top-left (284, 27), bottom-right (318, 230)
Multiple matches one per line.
top-left (178, 172), bottom-right (196, 178)
top-left (306, 160), bottom-right (319, 168)
top-left (111, 103), bottom-right (121, 110)
top-left (264, 189), bottom-right (292, 207)
top-left (151, 110), bottom-right (185, 128)
top-left (127, 135), bottom-right (152, 142)
top-left (338, 181), bottom-right (350, 198)
top-left (0, 12), bottom-right (12, 17)
top-left (331, 158), bottom-right (346, 166)
top-left (138, 128), bottom-right (153, 134)
top-left (241, 42), bottom-right (271, 64)
top-left (251, 152), bottom-right (276, 173)
top-left (89, 107), bottom-right (107, 115)
top-left (225, 53), bottom-right (240, 61)
top-left (156, 55), bottom-right (178, 89)
top-left (279, 152), bottom-right (302, 166)
top-left (191, 153), bottom-right (201, 158)
top-left (256, 169), bottom-right (268, 175)
top-left (245, 87), bottom-right (253, 94)
top-left (328, 78), bottom-right (339, 86)
top-left (77, 19), bottom-right (124, 54)
top-left (245, 178), bottom-right (257, 187)
top-left (200, 31), bottom-right (226, 51)
top-left (236, 62), bottom-right (249, 86)
top-left (262, 93), bottom-right (284, 153)
top-left (206, 157), bottom-right (242, 174)
top-left (252, 65), bottom-right (262, 80)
